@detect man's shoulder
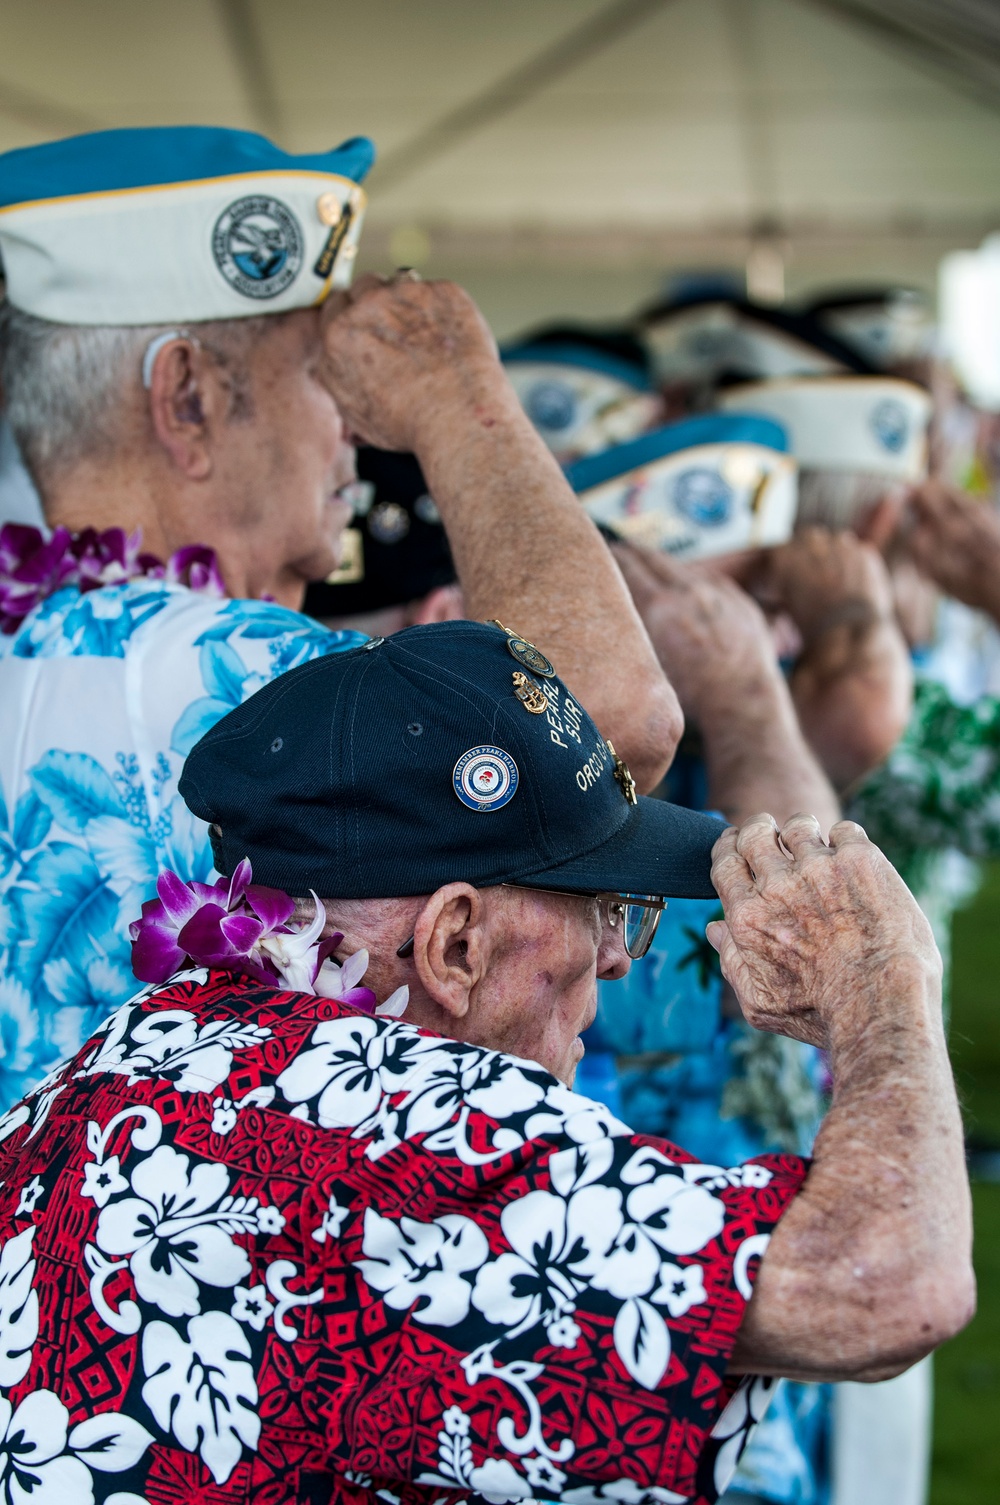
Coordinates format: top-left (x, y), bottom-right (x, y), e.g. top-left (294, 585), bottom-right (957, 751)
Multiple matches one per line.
top-left (42, 969), bottom-right (633, 1168)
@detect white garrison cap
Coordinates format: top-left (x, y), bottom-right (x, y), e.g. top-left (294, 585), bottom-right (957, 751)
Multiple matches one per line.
top-left (0, 126), bottom-right (374, 326)
top-left (565, 415), bottom-right (798, 562)
top-left (502, 335), bottom-right (660, 464)
top-left (719, 377), bottom-right (932, 481)
top-left (640, 299), bottom-right (859, 389)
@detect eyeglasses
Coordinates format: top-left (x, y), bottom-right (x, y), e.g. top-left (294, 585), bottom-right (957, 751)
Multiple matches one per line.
top-left (512, 886), bottom-right (666, 958)
top-left (395, 886), bottom-right (665, 961)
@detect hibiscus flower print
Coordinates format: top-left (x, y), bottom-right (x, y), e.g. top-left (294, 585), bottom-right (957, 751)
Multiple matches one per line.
top-left (357, 1209), bottom-right (488, 1327)
top-left (93, 1143), bottom-right (257, 1317)
top-left (276, 1016), bottom-right (390, 1128)
top-left (82, 1005), bottom-right (270, 1094)
top-left (625, 1171), bottom-right (726, 1256)
top-left (4, 1400), bottom-right (155, 1504)
top-left (471, 1184), bottom-right (622, 1342)
top-left (0, 1390), bottom-right (97, 1502)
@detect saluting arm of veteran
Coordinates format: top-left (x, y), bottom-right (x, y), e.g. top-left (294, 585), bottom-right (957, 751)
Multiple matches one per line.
top-left (760, 529), bottom-right (913, 791)
top-left (710, 813), bottom-right (975, 1382)
top-left (318, 275), bottom-right (680, 792)
top-left (612, 543), bottom-right (840, 833)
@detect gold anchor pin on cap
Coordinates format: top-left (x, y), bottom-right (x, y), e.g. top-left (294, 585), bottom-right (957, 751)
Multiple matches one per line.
top-left (512, 671), bottom-right (549, 714)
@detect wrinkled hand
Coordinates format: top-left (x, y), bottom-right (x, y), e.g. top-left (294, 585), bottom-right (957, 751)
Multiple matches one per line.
top-left (761, 528), bottom-right (894, 644)
top-left (707, 813), bottom-right (939, 1048)
top-left (319, 274), bottom-right (505, 452)
top-left (906, 480), bottom-right (1000, 617)
top-left (612, 544), bottom-right (783, 722)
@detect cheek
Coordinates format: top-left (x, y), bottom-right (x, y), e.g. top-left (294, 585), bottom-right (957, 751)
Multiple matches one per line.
top-left (291, 381), bottom-right (344, 477)
top-left (529, 927), bottom-right (600, 1037)
top-left (259, 376), bottom-right (342, 486)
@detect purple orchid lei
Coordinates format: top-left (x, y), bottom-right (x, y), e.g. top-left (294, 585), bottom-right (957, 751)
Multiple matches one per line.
top-left (0, 522), bottom-right (226, 635)
top-left (129, 858), bottom-right (408, 1019)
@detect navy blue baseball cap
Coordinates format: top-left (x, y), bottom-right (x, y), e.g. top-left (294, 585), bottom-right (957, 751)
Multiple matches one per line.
top-left (179, 620), bottom-right (723, 900)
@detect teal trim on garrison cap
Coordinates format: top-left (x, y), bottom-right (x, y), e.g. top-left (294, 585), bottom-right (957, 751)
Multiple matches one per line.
top-left (0, 126), bottom-right (375, 209)
top-left (564, 413), bottom-right (788, 494)
top-left (502, 341), bottom-right (654, 392)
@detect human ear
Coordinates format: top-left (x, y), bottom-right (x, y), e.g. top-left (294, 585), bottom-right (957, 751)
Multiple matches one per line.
top-left (411, 883), bottom-right (487, 1019)
top-left (147, 338), bottom-right (220, 481)
top-left (409, 583), bottom-right (465, 626)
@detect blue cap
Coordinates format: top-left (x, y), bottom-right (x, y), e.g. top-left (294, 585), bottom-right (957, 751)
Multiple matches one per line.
top-left (180, 621), bottom-right (723, 901)
top-left (501, 326), bottom-right (658, 462)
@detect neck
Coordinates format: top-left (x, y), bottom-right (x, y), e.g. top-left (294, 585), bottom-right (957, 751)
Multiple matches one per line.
top-left (41, 456), bottom-right (304, 608)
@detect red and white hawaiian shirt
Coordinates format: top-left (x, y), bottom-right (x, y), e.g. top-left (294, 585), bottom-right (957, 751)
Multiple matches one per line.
top-left (0, 968), bottom-right (807, 1505)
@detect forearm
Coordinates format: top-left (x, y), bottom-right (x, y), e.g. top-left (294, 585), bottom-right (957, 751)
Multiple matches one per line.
top-left (414, 382), bottom-right (681, 790)
top-left (731, 955), bottom-right (974, 1381)
top-left (792, 618), bottom-right (913, 789)
top-left (697, 674), bottom-right (840, 833)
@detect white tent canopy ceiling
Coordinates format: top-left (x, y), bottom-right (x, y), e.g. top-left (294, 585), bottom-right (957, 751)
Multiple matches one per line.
top-left (1, 0), bottom-right (999, 331)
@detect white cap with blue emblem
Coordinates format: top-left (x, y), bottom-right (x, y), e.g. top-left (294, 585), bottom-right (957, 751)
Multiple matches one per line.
top-left (718, 376), bottom-right (932, 481)
top-left (564, 414), bottom-right (798, 561)
top-left (502, 330), bottom-right (660, 464)
top-left (0, 125), bottom-right (374, 326)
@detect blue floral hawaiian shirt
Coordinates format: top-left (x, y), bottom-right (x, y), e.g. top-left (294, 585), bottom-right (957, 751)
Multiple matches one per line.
top-left (0, 579), bottom-right (364, 1110)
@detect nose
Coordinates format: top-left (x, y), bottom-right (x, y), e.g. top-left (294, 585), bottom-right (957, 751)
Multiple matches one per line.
top-left (597, 921), bottom-right (631, 982)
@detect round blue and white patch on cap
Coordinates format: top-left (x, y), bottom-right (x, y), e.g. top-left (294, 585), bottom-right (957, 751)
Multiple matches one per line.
top-left (526, 381), bottom-right (577, 432)
top-left (871, 398), bottom-right (909, 454)
top-left (212, 195), bottom-right (304, 299)
top-left (673, 467), bottom-right (734, 527)
top-left (453, 746), bottom-right (519, 812)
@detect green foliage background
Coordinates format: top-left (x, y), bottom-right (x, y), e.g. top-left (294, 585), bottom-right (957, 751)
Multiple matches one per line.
top-left (930, 865), bottom-right (1000, 1503)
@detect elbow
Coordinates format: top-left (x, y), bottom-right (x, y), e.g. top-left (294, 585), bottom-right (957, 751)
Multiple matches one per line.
top-left (613, 673), bottom-right (684, 794)
top-left (836, 1257), bottom-right (977, 1383)
top-left (847, 700), bottom-right (912, 786)
top-left (808, 706), bottom-right (909, 791)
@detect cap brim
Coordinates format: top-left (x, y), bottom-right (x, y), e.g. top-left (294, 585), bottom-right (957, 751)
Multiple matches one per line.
top-left (512, 795), bottom-right (725, 901)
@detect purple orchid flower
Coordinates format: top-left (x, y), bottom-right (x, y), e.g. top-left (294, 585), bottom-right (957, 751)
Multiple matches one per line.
top-left (0, 523), bottom-right (227, 634)
top-left (167, 544), bottom-right (227, 597)
top-left (0, 524), bottom-right (77, 632)
top-left (130, 859), bottom-right (406, 1016)
top-left (130, 861), bottom-right (262, 984)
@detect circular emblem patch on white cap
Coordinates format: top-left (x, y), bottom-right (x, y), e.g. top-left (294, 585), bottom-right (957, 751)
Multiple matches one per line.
top-left (212, 195), bottom-right (304, 300)
top-left (453, 746), bottom-right (519, 812)
top-left (870, 398), bottom-right (910, 454)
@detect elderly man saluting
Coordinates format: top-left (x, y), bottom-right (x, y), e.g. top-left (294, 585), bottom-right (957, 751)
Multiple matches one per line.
top-left (0, 126), bottom-right (674, 1109)
top-left (0, 621), bottom-right (972, 1505)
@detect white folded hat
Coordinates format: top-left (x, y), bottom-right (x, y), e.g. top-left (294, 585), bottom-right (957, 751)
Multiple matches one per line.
top-left (718, 376), bottom-right (932, 480)
top-left (564, 414), bottom-right (797, 562)
top-left (0, 125), bottom-right (374, 325)
top-left (502, 337), bottom-right (660, 463)
top-left (640, 299), bottom-right (860, 389)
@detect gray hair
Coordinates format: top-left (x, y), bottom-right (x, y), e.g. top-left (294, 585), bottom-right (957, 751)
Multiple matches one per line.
top-left (0, 301), bottom-right (282, 494)
top-left (796, 467), bottom-right (895, 532)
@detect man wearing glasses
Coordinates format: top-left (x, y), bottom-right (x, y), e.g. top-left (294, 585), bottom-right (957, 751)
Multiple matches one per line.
top-left (0, 621), bottom-right (972, 1505)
